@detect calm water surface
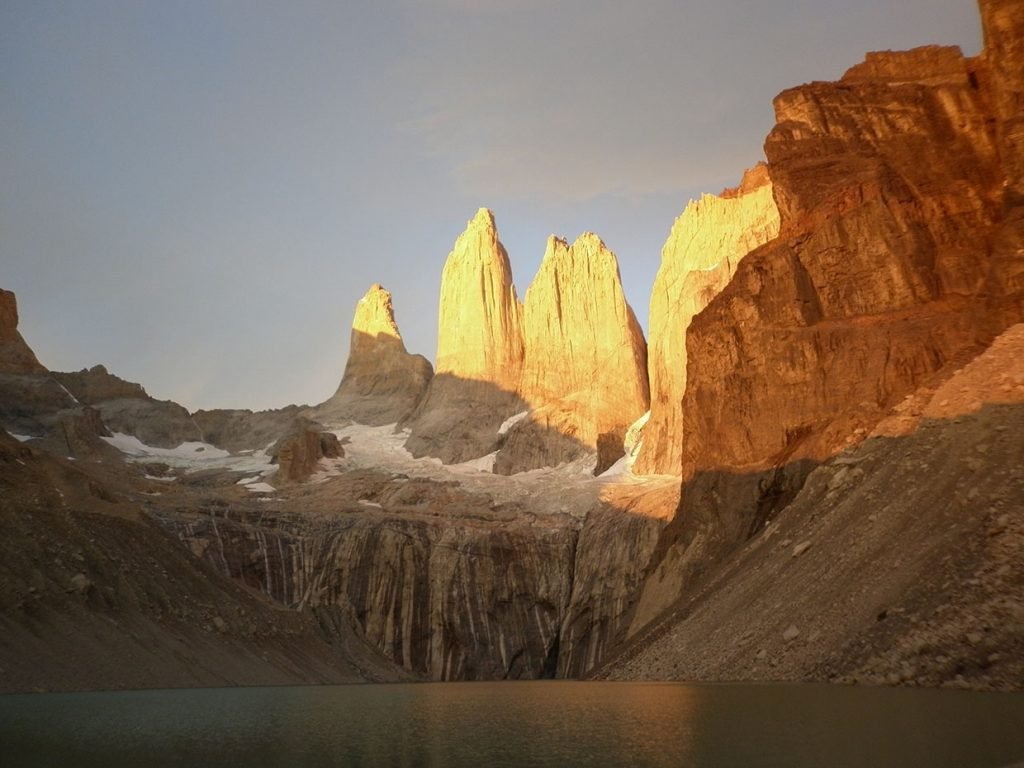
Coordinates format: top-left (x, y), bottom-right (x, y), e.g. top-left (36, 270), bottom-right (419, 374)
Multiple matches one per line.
top-left (2, 681), bottom-right (1023, 767)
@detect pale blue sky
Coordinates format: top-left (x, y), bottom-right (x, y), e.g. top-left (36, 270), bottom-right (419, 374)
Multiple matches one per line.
top-left (1, 1), bottom-right (982, 410)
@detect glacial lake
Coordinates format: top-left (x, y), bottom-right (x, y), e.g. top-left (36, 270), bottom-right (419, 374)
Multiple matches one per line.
top-left (2, 682), bottom-right (1024, 767)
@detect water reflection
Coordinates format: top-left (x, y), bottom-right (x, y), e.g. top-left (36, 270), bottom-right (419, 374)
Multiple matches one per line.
top-left (1, 682), bottom-right (1023, 767)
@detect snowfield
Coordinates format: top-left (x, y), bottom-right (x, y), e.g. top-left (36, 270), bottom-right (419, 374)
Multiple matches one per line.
top-left (100, 432), bottom-right (277, 475)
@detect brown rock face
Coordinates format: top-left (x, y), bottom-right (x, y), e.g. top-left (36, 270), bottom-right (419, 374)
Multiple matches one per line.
top-left (317, 284), bottom-right (433, 426)
top-left (273, 419), bottom-right (344, 483)
top-left (680, 41), bottom-right (1014, 480)
top-left (53, 365), bottom-right (148, 403)
top-left (404, 209), bottom-right (526, 463)
top-left (634, 165), bottom-right (780, 476)
top-left (494, 234), bottom-right (649, 475)
top-left (0, 289), bottom-right (46, 375)
top-left (979, 0), bottom-right (1024, 332)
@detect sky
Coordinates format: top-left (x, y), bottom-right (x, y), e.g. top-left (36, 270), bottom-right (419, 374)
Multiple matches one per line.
top-left (1, 0), bottom-right (983, 411)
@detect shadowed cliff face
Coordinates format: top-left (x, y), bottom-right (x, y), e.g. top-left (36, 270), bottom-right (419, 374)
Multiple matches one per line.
top-left (167, 504), bottom-right (574, 680)
top-left (0, 431), bottom-right (409, 693)
top-left (404, 374), bottom-right (529, 464)
top-left (154, 468), bottom-right (675, 682)
top-left (598, 325), bottom-right (1024, 691)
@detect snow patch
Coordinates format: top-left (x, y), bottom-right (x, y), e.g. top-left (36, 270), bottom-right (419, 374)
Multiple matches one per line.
top-left (357, 499), bottom-right (383, 509)
top-left (54, 381), bottom-right (80, 405)
top-left (244, 482), bottom-right (276, 494)
top-left (597, 454), bottom-right (632, 479)
top-left (327, 419), bottom-right (651, 518)
top-left (452, 451), bottom-right (497, 473)
top-left (100, 432), bottom-right (275, 474)
top-left (498, 410), bottom-right (529, 436)
top-left (309, 455), bottom-right (347, 484)
top-left (7, 432), bottom-right (40, 443)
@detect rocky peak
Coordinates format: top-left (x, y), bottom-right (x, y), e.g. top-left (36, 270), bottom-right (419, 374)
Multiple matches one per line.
top-left (53, 365), bottom-right (149, 404)
top-left (351, 283), bottom-right (403, 350)
top-left (841, 45), bottom-right (971, 86)
top-left (403, 209), bottom-right (526, 463)
top-left (315, 283), bottom-right (433, 426)
top-left (634, 166), bottom-right (780, 476)
top-left (0, 288), bottom-right (46, 375)
top-left (434, 208), bottom-right (524, 389)
top-left (495, 232), bottom-right (648, 474)
top-left (519, 232), bottom-right (645, 408)
top-left (720, 162), bottom-right (771, 198)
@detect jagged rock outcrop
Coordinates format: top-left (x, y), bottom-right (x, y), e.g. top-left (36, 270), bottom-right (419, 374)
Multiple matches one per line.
top-left (404, 209), bottom-right (526, 463)
top-left (681, 42), bottom-right (1013, 480)
top-left (192, 406), bottom-right (306, 453)
top-left (53, 365), bottom-right (148, 403)
top-left (0, 289), bottom-right (83, 441)
top-left (634, 15), bottom-right (1024, 642)
top-left (39, 364), bottom-right (200, 448)
top-left (0, 289), bottom-right (46, 375)
top-left (52, 365), bottom-right (200, 448)
top-left (495, 234), bottom-right (649, 475)
top-left (315, 284), bottom-right (433, 426)
top-left (271, 419), bottom-right (343, 483)
top-left (634, 165), bottom-right (780, 476)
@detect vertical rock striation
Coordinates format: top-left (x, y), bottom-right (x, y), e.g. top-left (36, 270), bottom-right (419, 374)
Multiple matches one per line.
top-left (166, 493), bottom-right (577, 681)
top-left (634, 164), bottom-right (780, 476)
top-left (404, 209), bottom-right (526, 463)
top-left (316, 284), bottom-right (433, 426)
top-left (494, 234), bottom-right (649, 475)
